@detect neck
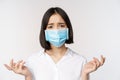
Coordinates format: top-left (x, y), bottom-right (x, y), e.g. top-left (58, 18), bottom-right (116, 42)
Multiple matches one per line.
top-left (45, 45), bottom-right (67, 56)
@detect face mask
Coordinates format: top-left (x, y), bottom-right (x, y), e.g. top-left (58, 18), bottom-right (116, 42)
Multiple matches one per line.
top-left (45, 28), bottom-right (69, 47)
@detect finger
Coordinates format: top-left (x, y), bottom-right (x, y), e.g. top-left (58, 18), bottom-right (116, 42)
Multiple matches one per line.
top-left (100, 55), bottom-right (106, 66)
top-left (10, 59), bottom-right (14, 67)
top-left (93, 57), bottom-right (101, 67)
top-left (14, 63), bottom-right (19, 69)
top-left (91, 61), bottom-right (97, 71)
top-left (4, 64), bottom-right (12, 70)
top-left (19, 61), bottom-right (25, 69)
top-left (15, 60), bottom-right (23, 68)
top-left (90, 60), bottom-right (97, 67)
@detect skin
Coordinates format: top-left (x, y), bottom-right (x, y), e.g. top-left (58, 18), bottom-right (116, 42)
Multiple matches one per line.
top-left (4, 59), bottom-right (32, 80)
top-left (4, 13), bottom-right (105, 80)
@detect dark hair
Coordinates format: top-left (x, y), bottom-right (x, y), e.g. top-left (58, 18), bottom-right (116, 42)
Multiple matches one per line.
top-left (39, 7), bottom-right (74, 50)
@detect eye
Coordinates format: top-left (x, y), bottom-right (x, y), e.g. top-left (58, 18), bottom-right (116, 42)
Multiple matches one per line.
top-left (47, 25), bottom-right (53, 29)
top-left (60, 24), bottom-right (66, 28)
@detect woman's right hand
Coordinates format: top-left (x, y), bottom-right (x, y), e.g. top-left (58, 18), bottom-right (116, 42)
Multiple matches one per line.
top-left (4, 59), bottom-right (32, 78)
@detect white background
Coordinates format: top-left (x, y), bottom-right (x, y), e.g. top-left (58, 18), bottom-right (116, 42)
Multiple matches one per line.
top-left (0, 0), bottom-right (120, 80)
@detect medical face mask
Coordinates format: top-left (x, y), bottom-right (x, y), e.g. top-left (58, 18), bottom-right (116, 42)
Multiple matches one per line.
top-left (45, 28), bottom-right (69, 47)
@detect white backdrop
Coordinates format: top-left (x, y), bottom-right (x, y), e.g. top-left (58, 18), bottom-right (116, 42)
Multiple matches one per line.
top-left (0, 0), bottom-right (120, 80)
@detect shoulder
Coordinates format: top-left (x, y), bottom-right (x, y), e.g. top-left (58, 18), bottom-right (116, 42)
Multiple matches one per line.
top-left (25, 49), bottom-right (45, 68)
top-left (25, 49), bottom-right (44, 62)
top-left (68, 48), bottom-right (87, 63)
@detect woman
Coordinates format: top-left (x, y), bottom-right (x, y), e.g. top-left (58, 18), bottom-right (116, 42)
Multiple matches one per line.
top-left (4, 7), bottom-right (105, 80)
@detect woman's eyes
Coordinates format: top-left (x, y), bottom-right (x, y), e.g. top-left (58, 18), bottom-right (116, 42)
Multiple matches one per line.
top-left (47, 26), bottom-right (53, 29)
top-left (60, 24), bottom-right (66, 27)
top-left (47, 24), bottom-right (66, 29)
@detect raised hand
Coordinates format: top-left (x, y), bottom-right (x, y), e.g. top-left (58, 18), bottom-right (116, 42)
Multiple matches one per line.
top-left (82, 55), bottom-right (105, 75)
top-left (4, 59), bottom-right (32, 77)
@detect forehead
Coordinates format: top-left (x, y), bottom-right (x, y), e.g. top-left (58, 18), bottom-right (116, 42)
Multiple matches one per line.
top-left (48, 13), bottom-right (65, 23)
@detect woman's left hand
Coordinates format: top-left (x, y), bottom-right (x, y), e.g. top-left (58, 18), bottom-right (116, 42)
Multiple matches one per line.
top-left (82, 55), bottom-right (105, 75)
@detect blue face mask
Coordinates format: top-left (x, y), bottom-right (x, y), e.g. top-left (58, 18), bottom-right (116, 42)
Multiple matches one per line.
top-left (45, 28), bottom-right (69, 47)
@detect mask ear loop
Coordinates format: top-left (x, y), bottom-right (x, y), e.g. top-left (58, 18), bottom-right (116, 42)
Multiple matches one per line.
top-left (45, 30), bottom-right (49, 41)
top-left (66, 28), bottom-right (69, 40)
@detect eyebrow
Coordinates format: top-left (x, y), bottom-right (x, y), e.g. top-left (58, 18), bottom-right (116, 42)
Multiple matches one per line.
top-left (58, 23), bottom-right (65, 25)
top-left (48, 23), bottom-right (65, 25)
top-left (48, 23), bottom-right (53, 25)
